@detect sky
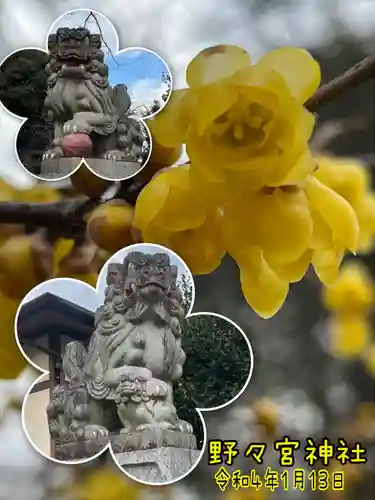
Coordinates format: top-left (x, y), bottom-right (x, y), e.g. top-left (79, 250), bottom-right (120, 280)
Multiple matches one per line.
top-left (106, 50), bottom-right (170, 111)
top-left (22, 243), bottom-right (194, 312)
top-left (0, 1), bottom-right (374, 187)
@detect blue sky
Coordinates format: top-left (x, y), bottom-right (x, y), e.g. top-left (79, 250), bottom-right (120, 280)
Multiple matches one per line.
top-left (106, 49), bottom-right (170, 110)
top-left (23, 244), bottom-right (194, 312)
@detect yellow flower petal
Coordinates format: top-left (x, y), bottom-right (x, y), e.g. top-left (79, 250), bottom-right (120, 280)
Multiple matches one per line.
top-left (305, 176), bottom-right (359, 253)
top-left (270, 105), bottom-right (315, 183)
top-left (312, 246), bottom-right (344, 286)
top-left (188, 161), bottom-right (241, 207)
top-left (192, 83), bottom-right (239, 135)
top-left (256, 47), bottom-right (321, 103)
top-left (271, 148), bottom-right (316, 187)
top-left (156, 187), bottom-right (207, 231)
top-left (134, 176), bottom-right (170, 231)
top-left (226, 187), bottom-right (313, 264)
top-left (268, 249), bottom-right (313, 283)
top-left (186, 45), bottom-right (251, 87)
top-left (315, 155), bottom-right (370, 206)
top-left (150, 166), bottom-right (208, 231)
top-left (169, 211), bottom-right (225, 274)
top-left (310, 207), bottom-right (333, 249)
top-left (150, 89), bottom-right (194, 147)
top-left (236, 247), bottom-right (289, 318)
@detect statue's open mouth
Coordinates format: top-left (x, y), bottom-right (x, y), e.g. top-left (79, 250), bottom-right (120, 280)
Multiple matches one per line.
top-left (139, 279), bottom-right (167, 291)
top-left (58, 51), bottom-right (88, 66)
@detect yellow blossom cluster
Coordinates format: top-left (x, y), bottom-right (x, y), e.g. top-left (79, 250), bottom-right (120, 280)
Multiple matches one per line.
top-left (132, 44), bottom-right (375, 318)
top-left (322, 261), bottom-right (375, 378)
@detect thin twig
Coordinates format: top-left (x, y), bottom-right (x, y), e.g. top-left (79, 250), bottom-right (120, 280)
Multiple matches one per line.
top-left (305, 54), bottom-right (375, 111)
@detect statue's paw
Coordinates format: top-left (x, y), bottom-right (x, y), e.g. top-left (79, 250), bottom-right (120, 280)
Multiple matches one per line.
top-left (101, 149), bottom-right (126, 161)
top-left (63, 120), bottom-right (90, 135)
top-left (83, 424), bottom-right (109, 440)
top-left (178, 419), bottom-right (194, 434)
top-left (135, 422), bottom-right (176, 432)
top-left (42, 147), bottom-right (63, 160)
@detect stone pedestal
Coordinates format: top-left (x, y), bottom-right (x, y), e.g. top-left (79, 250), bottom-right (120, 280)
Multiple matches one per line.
top-left (40, 157), bottom-right (143, 180)
top-left (115, 447), bottom-right (201, 483)
top-left (86, 158), bottom-right (143, 180)
top-left (113, 429), bottom-right (200, 483)
top-left (40, 157), bottom-right (81, 179)
top-left (55, 428), bottom-right (200, 482)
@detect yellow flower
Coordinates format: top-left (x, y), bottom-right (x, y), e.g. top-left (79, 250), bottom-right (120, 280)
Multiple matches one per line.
top-left (314, 155), bottom-right (370, 206)
top-left (306, 175), bottom-right (359, 285)
top-left (152, 45), bottom-right (320, 186)
top-left (220, 175), bottom-right (358, 316)
top-left (252, 398), bottom-right (279, 437)
top-left (330, 314), bottom-right (371, 358)
top-left (134, 164), bottom-right (225, 274)
top-left (322, 261), bottom-right (375, 314)
top-left (314, 155), bottom-right (375, 253)
top-left (223, 186), bottom-right (314, 265)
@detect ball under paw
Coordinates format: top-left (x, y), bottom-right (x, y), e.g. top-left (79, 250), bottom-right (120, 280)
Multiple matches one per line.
top-left (61, 133), bottom-right (93, 157)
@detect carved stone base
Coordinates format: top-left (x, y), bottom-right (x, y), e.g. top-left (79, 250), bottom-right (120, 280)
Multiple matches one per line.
top-left (84, 158), bottom-right (143, 180)
top-left (115, 446), bottom-right (201, 483)
top-left (40, 157), bottom-right (81, 179)
top-left (54, 429), bottom-right (198, 463)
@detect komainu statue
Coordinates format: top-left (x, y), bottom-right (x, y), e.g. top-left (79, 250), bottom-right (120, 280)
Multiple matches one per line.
top-left (43, 27), bottom-right (146, 164)
top-left (47, 252), bottom-right (194, 454)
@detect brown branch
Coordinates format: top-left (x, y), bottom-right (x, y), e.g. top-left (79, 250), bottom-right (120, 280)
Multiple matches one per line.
top-left (0, 54), bottom-right (374, 232)
top-left (305, 54), bottom-right (375, 111)
top-left (0, 198), bottom-right (95, 237)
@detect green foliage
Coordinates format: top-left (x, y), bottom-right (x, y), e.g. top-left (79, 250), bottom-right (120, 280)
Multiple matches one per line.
top-left (0, 49), bottom-right (51, 173)
top-left (0, 49), bottom-right (49, 118)
top-left (177, 273), bottom-right (194, 313)
top-left (174, 314), bottom-right (251, 448)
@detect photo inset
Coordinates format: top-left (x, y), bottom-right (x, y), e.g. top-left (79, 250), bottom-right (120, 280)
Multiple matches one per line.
top-left (0, 9), bottom-right (160, 181)
top-left (17, 244), bottom-right (252, 484)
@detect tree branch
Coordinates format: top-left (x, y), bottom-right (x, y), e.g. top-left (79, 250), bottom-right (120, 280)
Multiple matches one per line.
top-left (305, 54), bottom-right (375, 111)
top-left (0, 198), bottom-right (95, 237)
top-left (0, 54), bottom-right (374, 231)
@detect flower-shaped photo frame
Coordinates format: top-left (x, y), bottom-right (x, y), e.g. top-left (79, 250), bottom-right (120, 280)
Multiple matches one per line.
top-left (15, 243), bottom-right (253, 486)
top-left (0, 9), bottom-right (173, 182)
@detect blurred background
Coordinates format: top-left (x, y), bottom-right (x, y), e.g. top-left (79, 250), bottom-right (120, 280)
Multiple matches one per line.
top-left (0, 0), bottom-right (374, 499)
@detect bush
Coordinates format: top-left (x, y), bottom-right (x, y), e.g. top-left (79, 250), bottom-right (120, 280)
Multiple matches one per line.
top-left (174, 275), bottom-right (251, 448)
